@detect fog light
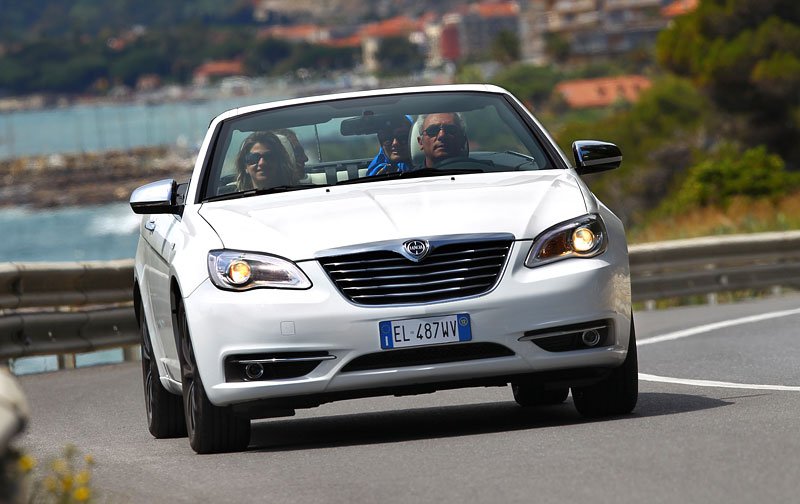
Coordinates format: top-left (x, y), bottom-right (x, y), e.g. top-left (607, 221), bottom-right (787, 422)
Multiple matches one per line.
top-left (244, 363), bottom-right (264, 380)
top-left (581, 329), bottom-right (601, 347)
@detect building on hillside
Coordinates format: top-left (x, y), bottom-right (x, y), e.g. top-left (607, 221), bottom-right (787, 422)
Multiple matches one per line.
top-left (359, 16), bottom-right (426, 73)
top-left (193, 60), bottom-right (245, 86)
top-left (459, 1), bottom-right (521, 61)
top-left (257, 24), bottom-right (331, 43)
top-left (661, 0), bottom-right (698, 18)
top-left (520, 0), bottom-right (668, 64)
top-left (555, 74), bottom-right (652, 108)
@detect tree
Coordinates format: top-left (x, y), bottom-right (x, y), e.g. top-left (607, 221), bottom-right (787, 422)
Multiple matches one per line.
top-left (244, 38), bottom-right (293, 75)
top-left (376, 36), bottom-right (424, 75)
top-left (657, 0), bottom-right (800, 164)
top-left (491, 30), bottom-right (520, 65)
top-left (490, 64), bottom-right (561, 110)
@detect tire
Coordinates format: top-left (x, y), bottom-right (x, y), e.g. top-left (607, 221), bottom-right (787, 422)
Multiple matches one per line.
top-left (512, 383), bottom-right (569, 407)
top-left (139, 306), bottom-right (187, 438)
top-left (174, 298), bottom-right (250, 454)
top-left (572, 316), bottom-right (638, 418)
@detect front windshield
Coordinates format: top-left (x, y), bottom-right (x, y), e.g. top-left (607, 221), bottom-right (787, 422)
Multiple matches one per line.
top-left (202, 91), bottom-right (557, 202)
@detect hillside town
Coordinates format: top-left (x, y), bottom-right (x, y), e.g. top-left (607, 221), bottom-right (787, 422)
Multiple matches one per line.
top-left (0, 0), bottom-right (698, 113)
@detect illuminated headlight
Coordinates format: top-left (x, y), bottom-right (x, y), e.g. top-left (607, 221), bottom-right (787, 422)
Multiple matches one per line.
top-left (525, 214), bottom-right (607, 268)
top-left (207, 250), bottom-right (312, 291)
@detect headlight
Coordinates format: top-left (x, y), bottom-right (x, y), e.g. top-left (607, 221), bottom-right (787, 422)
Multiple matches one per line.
top-left (525, 214), bottom-right (607, 268)
top-left (207, 250), bottom-right (312, 291)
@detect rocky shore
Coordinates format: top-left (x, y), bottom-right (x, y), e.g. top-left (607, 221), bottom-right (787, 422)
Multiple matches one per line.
top-left (0, 147), bottom-right (196, 208)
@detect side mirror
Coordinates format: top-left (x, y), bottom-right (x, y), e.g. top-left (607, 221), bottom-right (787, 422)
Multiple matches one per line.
top-left (130, 179), bottom-right (181, 215)
top-left (572, 140), bottom-right (622, 175)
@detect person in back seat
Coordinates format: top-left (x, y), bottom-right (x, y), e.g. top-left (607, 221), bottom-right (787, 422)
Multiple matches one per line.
top-left (273, 128), bottom-right (309, 182)
top-left (366, 115), bottom-right (413, 176)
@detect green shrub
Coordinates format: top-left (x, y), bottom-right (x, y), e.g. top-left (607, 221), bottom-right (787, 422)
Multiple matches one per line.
top-left (662, 144), bottom-right (797, 213)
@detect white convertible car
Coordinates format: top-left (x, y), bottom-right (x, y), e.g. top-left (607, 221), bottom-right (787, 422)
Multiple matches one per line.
top-left (131, 84), bottom-right (637, 454)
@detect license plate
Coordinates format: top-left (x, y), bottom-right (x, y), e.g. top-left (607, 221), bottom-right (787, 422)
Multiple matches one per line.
top-left (379, 313), bottom-right (471, 350)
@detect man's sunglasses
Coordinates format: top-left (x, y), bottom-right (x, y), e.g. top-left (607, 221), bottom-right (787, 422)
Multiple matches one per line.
top-left (422, 124), bottom-right (461, 137)
top-left (245, 152), bottom-right (273, 165)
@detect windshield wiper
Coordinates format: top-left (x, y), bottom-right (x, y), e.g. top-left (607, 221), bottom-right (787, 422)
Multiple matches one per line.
top-left (205, 185), bottom-right (308, 202)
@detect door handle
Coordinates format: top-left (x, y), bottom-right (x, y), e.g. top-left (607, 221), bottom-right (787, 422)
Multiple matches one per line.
top-left (145, 219), bottom-right (156, 232)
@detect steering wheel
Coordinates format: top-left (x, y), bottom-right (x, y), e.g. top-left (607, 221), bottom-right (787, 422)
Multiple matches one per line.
top-left (434, 157), bottom-right (494, 170)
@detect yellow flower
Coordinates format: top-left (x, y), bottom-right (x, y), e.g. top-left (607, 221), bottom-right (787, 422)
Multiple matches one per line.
top-left (76, 469), bottom-right (92, 485)
top-left (44, 475), bottom-right (58, 493)
top-left (73, 486), bottom-right (91, 502)
top-left (84, 454), bottom-right (95, 466)
top-left (17, 454), bottom-right (37, 473)
top-left (51, 458), bottom-right (69, 475)
top-left (61, 474), bottom-right (74, 491)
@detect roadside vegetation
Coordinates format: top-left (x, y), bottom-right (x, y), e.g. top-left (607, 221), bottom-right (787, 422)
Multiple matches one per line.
top-left (462, 0), bottom-right (800, 242)
top-left (3, 444), bottom-right (96, 503)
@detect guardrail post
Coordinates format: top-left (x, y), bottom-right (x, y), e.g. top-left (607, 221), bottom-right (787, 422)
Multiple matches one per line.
top-left (57, 354), bottom-right (75, 370)
top-left (123, 344), bottom-right (140, 362)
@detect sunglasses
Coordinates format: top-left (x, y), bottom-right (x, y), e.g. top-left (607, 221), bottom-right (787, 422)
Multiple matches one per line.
top-left (379, 129), bottom-right (409, 145)
top-left (423, 124), bottom-right (461, 137)
top-left (245, 151), bottom-right (273, 165)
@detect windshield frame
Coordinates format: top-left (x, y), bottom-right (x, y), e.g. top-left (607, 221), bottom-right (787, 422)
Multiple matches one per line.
top-left (196, 88), bottom-right (565, 204)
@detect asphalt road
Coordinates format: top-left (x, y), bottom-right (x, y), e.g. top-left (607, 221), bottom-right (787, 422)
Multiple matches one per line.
top-left (16, 294), bottom-right (800, 503)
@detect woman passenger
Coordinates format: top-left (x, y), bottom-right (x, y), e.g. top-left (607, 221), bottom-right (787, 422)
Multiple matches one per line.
top-left (235, 132), bottom-right (297, 191)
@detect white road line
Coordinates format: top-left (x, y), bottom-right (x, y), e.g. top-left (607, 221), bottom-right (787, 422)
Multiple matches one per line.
top-left (637, 307), bottom-right (800, 391)
top-left (638, 373), bottom-right (800, 391)
top-left (637, 307), bottom-right (800, 346)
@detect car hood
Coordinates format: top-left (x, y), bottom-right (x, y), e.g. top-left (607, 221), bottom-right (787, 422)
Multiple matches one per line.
top-left (198, 171), bottom-right (588, 260)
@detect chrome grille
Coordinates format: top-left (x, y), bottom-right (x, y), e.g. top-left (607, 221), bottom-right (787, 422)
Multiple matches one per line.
top-left (318, 237), bottom-right (512, 305)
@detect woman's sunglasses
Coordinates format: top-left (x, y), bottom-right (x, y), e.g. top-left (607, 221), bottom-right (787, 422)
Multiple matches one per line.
top-left (245, 151), bottom-right (272, 165)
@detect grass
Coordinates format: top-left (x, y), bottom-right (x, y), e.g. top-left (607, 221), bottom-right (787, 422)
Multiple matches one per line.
top-left (628, 192), bottom-right (800, 243)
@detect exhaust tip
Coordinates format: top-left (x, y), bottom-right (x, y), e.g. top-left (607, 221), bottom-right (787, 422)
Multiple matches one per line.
top-left (581, 329), bottom-right (601, 347)
top-left (244, 363), bottom-right (264, 380)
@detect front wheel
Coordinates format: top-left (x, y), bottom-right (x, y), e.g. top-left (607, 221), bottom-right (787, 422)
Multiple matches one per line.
top-left (139, 306), bottom-right (186, 438)
top-left (572, 316), bottom-right (638, 418)
top-left (174, 297), bottom-right (250, 454)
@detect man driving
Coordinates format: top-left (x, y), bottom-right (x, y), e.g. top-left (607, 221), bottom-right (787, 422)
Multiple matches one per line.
top-left (417, 112), bottom-right (468, 168)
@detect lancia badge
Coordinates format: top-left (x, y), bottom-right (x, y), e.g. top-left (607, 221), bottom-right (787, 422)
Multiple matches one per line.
top-left (402, 239), bottom-right (430, 262)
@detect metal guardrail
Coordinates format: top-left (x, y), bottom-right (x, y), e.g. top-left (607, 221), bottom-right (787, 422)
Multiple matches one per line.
top-left (0, 260), bottom-right (137, 360)
top-left (2, 231), bottom-right (800, 360)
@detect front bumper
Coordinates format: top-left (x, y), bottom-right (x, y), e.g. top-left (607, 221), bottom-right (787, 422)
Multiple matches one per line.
top-left (183, 243), bottom-right (632, 406)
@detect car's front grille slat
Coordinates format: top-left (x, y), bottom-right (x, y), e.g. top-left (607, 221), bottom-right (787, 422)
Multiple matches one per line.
top-left (319, 238), bottom-right (512, 305)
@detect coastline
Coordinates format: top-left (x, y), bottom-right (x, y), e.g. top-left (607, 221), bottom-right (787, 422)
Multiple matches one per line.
top-left (0, 146), bottom-right (195, 209)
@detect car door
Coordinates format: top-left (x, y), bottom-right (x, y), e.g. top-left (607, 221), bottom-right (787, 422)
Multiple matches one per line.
top-left (141, 212), bottom-right (183, 381)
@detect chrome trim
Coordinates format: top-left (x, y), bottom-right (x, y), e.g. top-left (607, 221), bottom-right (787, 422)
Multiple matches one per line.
top-left (581, 155), bottom-right (621, 167)
top-left (315, 233), bottom-right (514, 258)
top-left (232, 355), bottom-right (337, 365)
top-left (517, 324), bottom-right (608, 342)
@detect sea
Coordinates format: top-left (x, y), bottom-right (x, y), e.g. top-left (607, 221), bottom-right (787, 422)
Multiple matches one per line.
top-left (2, 90), bottom-right (292, 375)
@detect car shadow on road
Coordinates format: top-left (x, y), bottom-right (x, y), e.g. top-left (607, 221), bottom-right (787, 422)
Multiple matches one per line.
top-left (247, 391), bottom-right (730, 452)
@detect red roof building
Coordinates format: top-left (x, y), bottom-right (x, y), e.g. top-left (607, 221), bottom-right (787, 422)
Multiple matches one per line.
top-left (193, 60), bottom-right (245, 85)
top-left (661, 0), bottom-right (699, 18)
top-left (555, 75), bottom-right (652, 109)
